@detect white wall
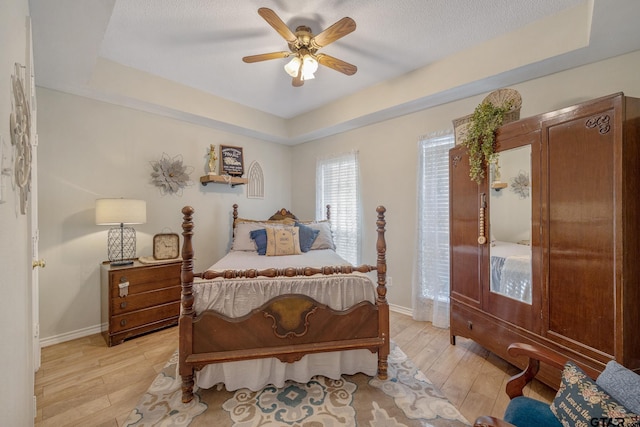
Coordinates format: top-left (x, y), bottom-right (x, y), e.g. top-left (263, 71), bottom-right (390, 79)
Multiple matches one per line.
top-left (0, 0), bottom-right (36, 424)
top-left (36, 49), bottom-right (640, 341)
top-left (36, 88), bottom-right (292, 343)
top-left (291, 50), bottom-right (640, 311)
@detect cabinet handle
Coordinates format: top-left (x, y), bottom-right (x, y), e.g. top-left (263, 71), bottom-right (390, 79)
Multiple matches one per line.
top-left (120, 319), bottom-right (127, 327)
top-left (478, 192), bottom-right (487, 245)
top-left (120, 301), bottom-right (127, 309)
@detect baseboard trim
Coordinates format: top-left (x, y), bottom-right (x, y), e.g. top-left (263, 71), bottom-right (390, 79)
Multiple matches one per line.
top-left (389, 304), bottom-right (413, 317)
top-left (40, 323), bottom-right (106, 348)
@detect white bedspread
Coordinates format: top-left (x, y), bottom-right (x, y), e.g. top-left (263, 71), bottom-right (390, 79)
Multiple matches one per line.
top-left (191, 249), bottom-right (379, 391)
top-left (490, 241), bottom-right (532, 304)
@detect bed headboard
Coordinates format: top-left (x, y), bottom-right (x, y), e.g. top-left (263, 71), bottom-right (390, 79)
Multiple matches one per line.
top-left (268, 208), bottom-right (298, 221)
top-left (232, 204), bottom-right (331, 227)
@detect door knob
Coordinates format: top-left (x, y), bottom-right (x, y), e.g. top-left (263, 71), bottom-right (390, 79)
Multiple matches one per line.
top-left (32, 259), bottom-right (46, 269)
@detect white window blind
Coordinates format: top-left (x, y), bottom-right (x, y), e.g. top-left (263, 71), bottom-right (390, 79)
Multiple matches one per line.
top-left (316, 151), bottom-right (361, 265)
top-left (413, 131), bottom-right (454, 328)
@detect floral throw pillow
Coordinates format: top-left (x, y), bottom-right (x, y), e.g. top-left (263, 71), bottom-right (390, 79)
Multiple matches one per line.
top-left (550, 361), bottom-right (639, 427)
top-left (265, 226), bottom-right (301, 256)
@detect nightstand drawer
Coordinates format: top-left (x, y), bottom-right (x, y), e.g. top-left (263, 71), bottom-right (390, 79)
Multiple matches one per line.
top-left (110, 265), bottom-right (179, 295)
top-left (111, 286), bottom-right (181, 315)
top-left (110, 301), bottom-right (180, 333)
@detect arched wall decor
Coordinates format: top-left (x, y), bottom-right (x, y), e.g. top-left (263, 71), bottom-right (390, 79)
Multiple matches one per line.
top-left (247, 161), bottom-right (264, 199)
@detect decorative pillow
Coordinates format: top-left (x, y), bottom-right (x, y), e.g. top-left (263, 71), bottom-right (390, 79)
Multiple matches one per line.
top-left (596, 360), bottom-right (640, 414)
top-left (232, 221), bottom-right (291, 251)
top-left (265, 226), bottom-right (301, 256)
top-left (295, 222), bottom-right (320, 252)
top-left (250, 228), bottom-right (268, 255)
top-left (304, 221), bottom-right (336, 250)
top-left (550, 361), bottom-right (639, 427)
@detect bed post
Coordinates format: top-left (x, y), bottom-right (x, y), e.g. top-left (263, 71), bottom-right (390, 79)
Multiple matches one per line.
top-left (180, 206), bottom-right (196, 403)
top-left (326, 204), bottom-right (331, 221)
top-left (376, 205), bottom-right (389, 379)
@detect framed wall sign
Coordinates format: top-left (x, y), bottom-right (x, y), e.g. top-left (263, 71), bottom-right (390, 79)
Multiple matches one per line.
top-left (220, 145), bottom-right (244, 176)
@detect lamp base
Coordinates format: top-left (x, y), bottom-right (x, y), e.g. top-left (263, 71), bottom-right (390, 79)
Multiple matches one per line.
top-left (110, 260), bottom-right (134, 267)
top-left (107, 225), bottom-right (137, 264)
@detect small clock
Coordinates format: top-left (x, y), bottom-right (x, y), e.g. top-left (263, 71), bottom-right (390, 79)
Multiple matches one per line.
top-left (153, 233), bottom-right (180, 260)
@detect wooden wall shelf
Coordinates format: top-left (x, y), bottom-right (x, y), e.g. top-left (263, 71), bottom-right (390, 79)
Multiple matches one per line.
top-left (200, 174), bottom-right (247, 187)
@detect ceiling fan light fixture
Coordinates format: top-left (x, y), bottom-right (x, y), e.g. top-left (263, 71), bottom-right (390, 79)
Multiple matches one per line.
top-left (245, 8), bottom-right (357, 86)
top-left (301, 54), bottom-right (318, 80)
top-left (284, 56), bottom-right (301, 77)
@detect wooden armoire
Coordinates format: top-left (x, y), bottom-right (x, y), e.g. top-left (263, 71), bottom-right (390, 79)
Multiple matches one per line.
top-left (449, 93), bottom-right (640, 387)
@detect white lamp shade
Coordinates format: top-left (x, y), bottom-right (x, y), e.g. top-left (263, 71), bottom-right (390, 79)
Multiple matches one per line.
top-left (284, 56), bottom-right (302, 77)
top-left (95, 198), bottom-right (147, 225)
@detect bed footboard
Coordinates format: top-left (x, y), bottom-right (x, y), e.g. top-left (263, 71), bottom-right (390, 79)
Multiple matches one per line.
top-left (179, 205), bottom-right (388, 403)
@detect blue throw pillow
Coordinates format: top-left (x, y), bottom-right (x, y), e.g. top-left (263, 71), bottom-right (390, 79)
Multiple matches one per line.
top-left (250, 228), bottom-right (267, 255)
top-left (295, 222), bottom-right (320, 252)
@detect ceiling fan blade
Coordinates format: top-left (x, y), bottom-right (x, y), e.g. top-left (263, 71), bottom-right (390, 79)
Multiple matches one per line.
top-left (258, 7), bottom-right (297, 44)
top-left (242, 51), bottom-right (291, 63)
top-left (311, 17), bottom-right (356, 48)
top-left (316, 53), bottom-right (357, 76)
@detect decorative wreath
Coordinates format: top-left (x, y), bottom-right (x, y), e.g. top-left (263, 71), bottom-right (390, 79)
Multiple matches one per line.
top-left (150, 153), bottom-right (193, 196)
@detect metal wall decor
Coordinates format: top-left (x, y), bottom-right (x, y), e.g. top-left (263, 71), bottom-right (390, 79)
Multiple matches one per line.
top-left (150, 153), bottom-right (193, 196)
top-left (10, 63), bottom-right (32, 214)
top-left (510, 170), bottom-right (530, 199)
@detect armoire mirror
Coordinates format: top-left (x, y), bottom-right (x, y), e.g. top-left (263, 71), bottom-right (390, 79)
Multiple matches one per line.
top-left (489, 145), bottom-right (532, 304)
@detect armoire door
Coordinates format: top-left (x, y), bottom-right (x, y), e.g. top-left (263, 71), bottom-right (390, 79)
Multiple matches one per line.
top-left (449, 145), bottom-right (486, 309)
top-left (484, 129), bottom-right (541, 332)
top-left (541, 95), bottom-right (621, 361)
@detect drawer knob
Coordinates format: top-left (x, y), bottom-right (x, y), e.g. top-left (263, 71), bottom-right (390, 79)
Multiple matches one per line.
top-left (120, 319), bottom-right (127, 327)
top-left (120, 301), bottom-right (127, 309)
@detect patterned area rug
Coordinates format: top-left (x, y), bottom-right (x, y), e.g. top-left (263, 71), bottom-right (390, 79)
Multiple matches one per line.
top-left (123, 342), bottom-right (470, 426)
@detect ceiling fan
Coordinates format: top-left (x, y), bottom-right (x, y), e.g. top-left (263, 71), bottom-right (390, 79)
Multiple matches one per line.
top-left (242, 8), bottom-right (357, 87)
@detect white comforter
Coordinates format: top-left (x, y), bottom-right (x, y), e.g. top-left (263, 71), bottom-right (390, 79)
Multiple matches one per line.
top-left (191, 249), bottom-right (379, 391)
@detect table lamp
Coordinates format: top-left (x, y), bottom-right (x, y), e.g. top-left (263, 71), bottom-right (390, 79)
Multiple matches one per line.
top-left (95, 198), bottom-right (147, 266)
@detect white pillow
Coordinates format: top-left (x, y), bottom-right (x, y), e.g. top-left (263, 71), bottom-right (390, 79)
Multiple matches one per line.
top-left (231, 221), bottom-right (291, 251)
top-left (305, 221), bottom-right (336, 250)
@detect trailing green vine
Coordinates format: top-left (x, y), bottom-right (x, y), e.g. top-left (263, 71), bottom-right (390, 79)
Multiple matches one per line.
top-left (462, 101), bottom-right (512, 183)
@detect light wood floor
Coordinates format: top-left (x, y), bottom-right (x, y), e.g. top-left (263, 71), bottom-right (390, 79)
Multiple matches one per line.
top-left (34, 311), bottom-right (555, 426)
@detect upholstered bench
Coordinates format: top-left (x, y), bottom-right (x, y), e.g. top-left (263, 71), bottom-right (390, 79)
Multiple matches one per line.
top-left (474, 343), bottom-right (640, 427)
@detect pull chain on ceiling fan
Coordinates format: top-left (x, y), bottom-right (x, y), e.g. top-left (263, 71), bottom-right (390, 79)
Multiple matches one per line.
top-left (242, 8), bottom-right (357, 87)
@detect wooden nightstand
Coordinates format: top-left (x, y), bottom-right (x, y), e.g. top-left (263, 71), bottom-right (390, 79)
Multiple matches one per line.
top-left (100, 260), bottom-right (181, 346)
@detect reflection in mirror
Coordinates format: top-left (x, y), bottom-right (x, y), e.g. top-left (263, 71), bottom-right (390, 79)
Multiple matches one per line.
top-left (489, 145), bottom-right (532, 304)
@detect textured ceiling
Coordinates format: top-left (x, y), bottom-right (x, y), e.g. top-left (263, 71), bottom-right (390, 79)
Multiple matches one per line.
top-left (97, 0), bottom-right (585, 118)
top-left (28, 0), bottom-right (640, 143)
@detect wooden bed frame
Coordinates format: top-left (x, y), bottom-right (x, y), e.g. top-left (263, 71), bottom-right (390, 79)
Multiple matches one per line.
top-left (179, 204), bottom-right (389, 403)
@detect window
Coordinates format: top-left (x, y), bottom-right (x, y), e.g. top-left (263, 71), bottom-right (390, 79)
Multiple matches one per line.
top-left (413, 131), bottom-right (454, 328)
top-left (316, 151), bottom-right (360, 265)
